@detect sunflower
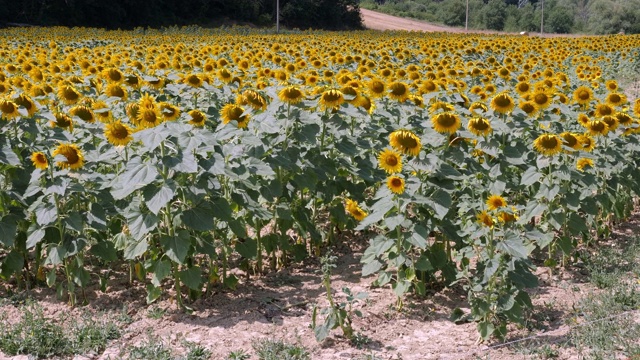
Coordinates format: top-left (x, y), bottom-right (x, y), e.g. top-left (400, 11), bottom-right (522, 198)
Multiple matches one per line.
top-left (345, 199), bottom-right (367, 221)
top-left (92, 101), bottom-right (112, 122)
top-left (0, 99), bottom-right (20, 120)
top-left (605, 92), bottom-right (627, 107)
top-left (586, 119), bottom-right (609, 136)
top-left (595, 102), bottom-right (614, 117)
top-left (576, 158), bottom-right (594, 172)
top-left (431, 112), bottom-right (461, 134)
top-left (378, 148), bottom-right (402, 174)
top-left (159, 102), bottom-right (181, 121)
top-left (13, 93), bottom-right (37, 117)
top-left (105, 83), bottom-right (127, 100)
top-left (184, 74), bottom-right (203, 88)
top-left (577, 113), bottom-right (590, 127)
top-left (429, 101), bottom-right (455, 114)
top-left (318, 89), bottom-right (344, 111)
top-left (216, 68), bottom-right (233, 83)
top-left (490, 92), bottom-right (515, 114)
top-left (102, 68), bottom-right (124, 83)
top-left (419, 80), bottom-right (440, 94)
top-left (515, 81), bottom-right (531, 97)
top-left (467, 117), bottom-right (492, 136)
top-left (469, 102), bottom-right (488, 113)
top-left (560, 132), bottom-right (582, 151)
top-left (580, 134), bottom-right (596, 152)
top-left (367, 78), bottom-right (386, 98)
top-left (533, 134), bottom-right (562, 156)
top-left (573, 86), bottom-right (593, 105)
top-left (486, 194), bottom-right (507, 211)
top-left (138, 93), bottom-right (157, 110)
top-left (278, 86), bottom-right (305, 105)
top-left (52, 143), bottom-right (84, 170)
top-left (601, 115), bottom-right (619, 131)
top-left (605, 80), bottom-right (618, 92)
top-left (125, 74), bottom-right (142, 89)
top-left (186, 109), bottom-right (206, 127)
top-left (389, 129), bottom-right (421, 157)
top-left (136, 107), bottom-right (163, 129)
top-left (519, 101), bottom-right (538, 116)
top-left (615, 112), bottom-right (633, 127)
top-left (634, 99), bottom-right (640, 117)
top-left (51, 112), bottom-right (73, 131)
top-left (57, 85), bottom-right (81, 105)
top-left (104, 120), bottom-right (133, 146)
top-left (386, 176), bottom-right (405, 194)
top-left (221, 103), bottom-right (249, 127)
top-left (69, 105), bottom-right (95, 123)
top-left (477, 211), bottom-right (494, 228)
top-left (30, 151), bottom-right (48, 170)
top-left (239, 89), bottom-right (267, 111)
top-left (498, 208), bottom-right (519, 223)
top-left (387, 81), bottom-right (410, 102)
top-left (531, 90), bottom-right (553, 110)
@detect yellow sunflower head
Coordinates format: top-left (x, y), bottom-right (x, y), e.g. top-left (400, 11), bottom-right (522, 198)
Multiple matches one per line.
top-left (30, 151), bottom-right (48, 170)
top-left (105, 83), bottom-right (127, 100)
top-left (70, 105), bottom-right (95, 123)
top-left (486, 194), bottom-right (507, 211)
top-left (52, 143), bottom-right (84, 170)
top-left (187, 109), bottom-right (207, 127)
top-left (386, 176), bottom-right (405, 195)
top-left (104, 120), bottom-right (133, 146)
top-left (221, 103), bottom-right (249, 127)
top-left (576, 157), bottom-right (594, 172)
top-left (13, 93), bottom-right (37, 117)
top-left (573, 86), bottom-right (593, 105)
top-left (239, 89), bottom-right (267, 111)
top-left (389, 129), bottom-right (421, 157)
top-left (0, 99), bottom-right (20, 120)
top-left (586, 119), bottom-right (609, 136)
top-left (367, 78), bottom-right (386, 98)
top-left (159, 102), bottom-right (181, 121)
top-left (378, 148), bottom-right (402, 174)
top-left (387, 81), bottom-right (410, 102)
top-left (318, 89), bottom-right (345, 111)
top-left (490, 92), bottom-right (515, 114)
top-left (136, 107), bottom-right (163, 129)
top-left (345, 199), bottom-right (367, 221)
top-left (467, 117), bottom-right (492, 136)
top-left (560, 132), bottom-right (582, 151)
top-left (432, 112), bottom-right (461, 134)
top-left (605, 92), bottom-right (627, 107)
top-left (57, 85), bottom-right (81, 105)
top-left (278, 86), bottom-right (305, 105)
top-left (477, 211), bottom-right (494, 228)
top-left (595, 102), bottom-right (614, 117)
top-left (533, 133), bottom-right (562, 156)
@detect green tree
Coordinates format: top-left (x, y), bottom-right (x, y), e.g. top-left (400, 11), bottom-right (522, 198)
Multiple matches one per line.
top-left (481, 0), bottom-right (507, 30)
top-left (547, 5), bottom-right (574, 33)
top-left (436, 0), bottom-right (466, 27)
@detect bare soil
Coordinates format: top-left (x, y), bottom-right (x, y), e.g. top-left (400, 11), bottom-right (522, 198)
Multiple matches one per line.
top-left (2, 215), bottom-right (638, 360)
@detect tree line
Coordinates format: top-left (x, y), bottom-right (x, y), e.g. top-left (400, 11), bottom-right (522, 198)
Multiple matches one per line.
top-left (0, 0), bottom-right (363, 30)
top-left (363, 0), bottom-right (640, 34)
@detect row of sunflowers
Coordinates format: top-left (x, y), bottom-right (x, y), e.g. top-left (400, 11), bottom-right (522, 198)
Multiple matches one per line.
top-left (1, 26), bottom-right (640, 339)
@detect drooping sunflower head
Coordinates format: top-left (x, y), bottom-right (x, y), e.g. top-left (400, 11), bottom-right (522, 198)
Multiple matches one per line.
top-left (57, 85), bottom-right (81, 105)
top-left (221, 103), bottom-right (249, 127)
top-left (560, 132), bottom-right (582, 151)
top-left (188, 109), bottom-right (207, 127)
top-left (92, 101), bottom-right (112, 122)
top-left (386, 176), bottom-right (405, 195)
top-left (378, 148), bottom-right (402, 174)
top-left (30, 151), bottom-right (48, 170)
top-left (318, 89), bottom-right (345, 111)
top-left (586, 119), bottom-right (609, 136)
top-left (184, 73), bottom-right (203, 88)
top-left (278, 86), bottom-right (305, 105)
top-left (498, 207), bottom-right (519, 223)
top-left (576, 157), bottom-right (594, 172)
top-left (125, 74), bottom-right (141, 89)
top-left (419, 79), bottom-right (440, 94)
top-left (126, 102), bottom-right (140, 124)
top-left (467, 117), bottom-right (492, 136)
top-left (595, 102), bottom-right (614, 117)
top-left (477, 211), bottom-right (494, 228)
top-left (0, 99), bottom-right (20, 120)
top-left (533, 133), bottom-right (562, 156)
top-left (519, 101), bottom-right (538, 116)
top-left (345, 199), bottom-right (367, 221)
top-left (70, 105), bottom-right (95, 123)
top-left (159, 102), bottom-right (181, 121)
top-left (51, 112), bottom-right (73, 130)
top-left (52, 143), bottom-right (84, 170)
top-left (615, 112), bottom-right (633, 127)
top-left (13, 93), bottom-right (37, 117)
top-left (486, 194), bottom-right (507, 211)
top-left (490, 92), bottom-right (515, 114)
top-left (429, 100), bottom-right (455, 114)
top-left (389, 129), bottom-right (421, 157)
top-left (102, 68), bottom-right (124, 83)
top-left (601, 115), bottom-right (619, 131)
top-left (104, 120), bottom-right (133, 146)
top-left (367, 78), bottom-right (386, 98)
top-left (387, 81), bottom-right (410, 102)
top-left (605, 92), bottom-right (627, 107)
top-left (105, 83), bottom-right (127, 100)
top-left (432, 112), bottom-right (461, 134)
top-left (239, 89), bottom-right (267, 111)
top-left (580, 134), bottom-right (596, 152)
top-left (469, 101), bottom-right (488, 114)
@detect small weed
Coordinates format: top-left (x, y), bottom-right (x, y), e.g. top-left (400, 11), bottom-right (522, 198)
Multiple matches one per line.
top-left (183, 341), bottom-right (212, 360)
top-left (147, 305), bottom-right (167, 319)
top-left (350, 332), bottom-right (372, 349)
top-left (252, 338), bottom-right (310, 360)
top-left (226, 349), bottom-right (251, 360)
top-left (127, 333), bottom-right (173, 360)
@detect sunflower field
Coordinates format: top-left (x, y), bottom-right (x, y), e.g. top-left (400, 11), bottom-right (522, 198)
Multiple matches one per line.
top-left (1, 26), bottom-right (640, 340)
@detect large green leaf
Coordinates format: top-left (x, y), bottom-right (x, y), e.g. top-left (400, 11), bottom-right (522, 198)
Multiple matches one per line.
top-left (0, 145), bottom-right (20, 166)
top-left (111, 157), bottom-right (159, 200)
top-left (159, 230), bottom-right (191, 264)
top-left (143, 181), bottom-right (176, 215)
top-left (0, 215), bottom-right (18, 246)
top-left (179, 266), bottom-right (202, 290)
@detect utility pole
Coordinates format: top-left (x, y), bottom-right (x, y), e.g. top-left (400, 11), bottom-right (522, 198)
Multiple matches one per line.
top-left (540, 0), bottom-right (544, 34)
top-left (276, 0), bottom-right (280, 33)
top-left (465, 0), bottom-right (469, 31)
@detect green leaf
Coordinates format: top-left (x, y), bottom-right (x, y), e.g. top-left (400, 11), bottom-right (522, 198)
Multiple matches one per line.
top-left (508, 260), bottom-right (539, 289)
top-left (128, 212), bottom-right (159, 241)
top-left (235, 238), bottom-right (257, 259)
top-left (90, 241), bottom-right (118, 262)
top-left (428, 189), bottom-right (452, 219)
top-left (568, 213), bottom-right (588, 235)
top-left (407, 224), bottom-right (429, 249)
top-left (35, 201), bottom-right (57, 226)
top-left (1, 250), bottom-right (24, 276)
top-left (45, 246), bottom-right (67, 265)
top-left (146, 284), bottom-right (162, 304)
top-left (134, 125), bottom-right (171, 151)
top-left (384, 214), bottom-right (404, 231)
top-left (26, 225), bottom-right (45, 249)
top-left (520, 167), bottom-right (542, 186)
top-left (362, 259), bottom-right (383, 277)
top-left (72, 267), bottom-right (90, 287)
top-left (65, 212), bottom-right (83, 232)
top-left (179, 266), bottom-right (202, 291)
top-left (87, 203), bottom-right (108, 230)
top-left (143, 181), bottom-right (176, 215)
top-left (151, 260), bottom-right (171, 287)
top-left (392, 280), bottom-right (411, 297)
top-left (123, 239), bottom-right (148, 260)
top-left (504, 145), bottom-right (525, 165)
top-left (159, 230), bottom-right (191, 264)
top-left (478, 321), bottom-right (495, 340)
top-left (498, 232), bottom-right (532, 259)
top-left (0, 145), bottom-right (20, 166)
top-left (0, 215), bottom-right (18, 246)
top-left (111, 158), bottom-right (159, 200)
